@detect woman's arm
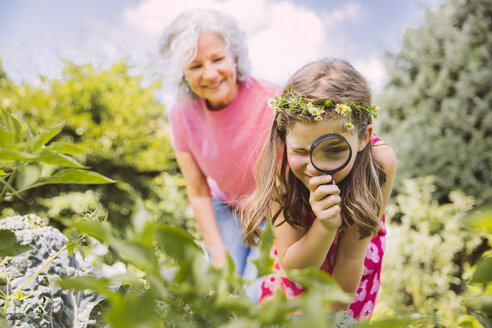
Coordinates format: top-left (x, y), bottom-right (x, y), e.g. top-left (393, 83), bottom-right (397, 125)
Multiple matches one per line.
top-left (175, 151), bottom-right (226, 267)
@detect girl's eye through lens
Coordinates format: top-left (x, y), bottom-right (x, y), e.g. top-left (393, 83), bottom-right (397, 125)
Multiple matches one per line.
top-left (310, 134), bottom-right (352, 174)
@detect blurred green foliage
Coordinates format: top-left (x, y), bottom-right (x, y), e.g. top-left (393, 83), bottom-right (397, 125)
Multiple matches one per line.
top-left (374, 177), bottom-right (491, 327)
top-left (378, 0), bottom-right (492, 206)
top-left (1, 0), bottom-right (491, 324)
top-left (3, 60), bottom-right (173, 171)
top-left (58, 218), bottom-right (411, 327)
top-left (0, 59), bottom-right (196, 236)
top-left (0, 107), bottom-right (115, 257)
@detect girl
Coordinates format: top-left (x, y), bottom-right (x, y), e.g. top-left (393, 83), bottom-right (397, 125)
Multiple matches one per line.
top-left (241, 58), bottom-right (396, 321)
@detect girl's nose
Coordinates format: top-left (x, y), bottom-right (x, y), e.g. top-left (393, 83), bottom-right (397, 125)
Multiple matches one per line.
top-left (306, 160), bottom-right (321, 176)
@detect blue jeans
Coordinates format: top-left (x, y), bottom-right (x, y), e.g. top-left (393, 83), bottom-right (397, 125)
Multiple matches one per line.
top-left (212, 198), bottom-right (259, 280)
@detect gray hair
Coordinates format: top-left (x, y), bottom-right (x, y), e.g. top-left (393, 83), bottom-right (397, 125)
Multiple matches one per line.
top-left (160, 8), bottom-right (250, 100)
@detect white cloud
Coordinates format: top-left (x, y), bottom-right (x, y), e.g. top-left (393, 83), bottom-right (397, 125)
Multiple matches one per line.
top-left (352, 57), bottom-right (387, 95)
top-left (123, 0), bottom-right (385, 88)
top-left (322, 2), bottom-right (364, 28)
top-left (247, 2), bottom-right (326, 84)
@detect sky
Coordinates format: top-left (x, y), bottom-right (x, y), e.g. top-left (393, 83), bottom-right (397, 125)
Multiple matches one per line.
top-left (0, 0), bottom-right (446, 100)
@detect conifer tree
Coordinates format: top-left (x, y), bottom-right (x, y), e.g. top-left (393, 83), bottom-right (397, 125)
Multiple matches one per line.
top-left (379, 0), bottom-right (492, 205)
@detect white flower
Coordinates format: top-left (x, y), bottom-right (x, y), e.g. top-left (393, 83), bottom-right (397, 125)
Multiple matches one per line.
top-left (336, 104), bottom-right (351, 115)
top-left (310, 106), bottom-right (322, 116)
top-left (335, 104), bottom-right (342, 114)
top-left (374, 106), bottom-right (381, 112)
top-left (346, 122), bottom-right (355, 129)
top-left (314, 115), bottom-right (322, 121)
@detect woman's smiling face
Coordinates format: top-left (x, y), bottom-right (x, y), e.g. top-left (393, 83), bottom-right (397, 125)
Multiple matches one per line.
top-left (285, 118), bottom-right (371, 187)
top-left (183, 31), bottom-right (239, 110)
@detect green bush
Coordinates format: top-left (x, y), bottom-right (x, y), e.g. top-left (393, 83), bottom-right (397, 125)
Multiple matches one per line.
top-left (0, 60), bottom-right (193, 234)
top-left (374, 176), bottom-right (491, 327)
top-left (5, 60), bottom-right (173, 171)
top-left (378, 0), bottom-right (492, 206)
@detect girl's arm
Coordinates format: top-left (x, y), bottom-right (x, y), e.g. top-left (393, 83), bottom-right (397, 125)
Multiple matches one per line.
top-left (330, 143), bottom-right (397, 310)
top-left (373, 143), bottom-right (397, 218)
top-left (274, 175), bottom-right (342, 270)
top-left (329, 229), bottom-right (371, 311)
top-left (175, 151), bottom-right (226, 267)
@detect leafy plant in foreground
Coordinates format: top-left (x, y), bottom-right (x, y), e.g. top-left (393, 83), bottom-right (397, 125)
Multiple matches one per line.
top-left (59, 218), bottom-right (413, 327)
top-left (0, 108), bottom-right (115, 257)
top-left (462, 207), bottom-right (492, 327)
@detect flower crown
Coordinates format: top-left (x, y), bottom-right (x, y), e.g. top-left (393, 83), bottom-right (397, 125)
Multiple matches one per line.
top-left (268, 91), bottom-right (380, 130)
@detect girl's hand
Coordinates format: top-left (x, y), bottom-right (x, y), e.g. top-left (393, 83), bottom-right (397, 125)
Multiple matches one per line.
top-left (308, 175), bottom-right (342, 230)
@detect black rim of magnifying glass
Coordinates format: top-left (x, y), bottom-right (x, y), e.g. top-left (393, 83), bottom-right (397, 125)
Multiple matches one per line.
top-left (309, 133), bottom-right (353, 175)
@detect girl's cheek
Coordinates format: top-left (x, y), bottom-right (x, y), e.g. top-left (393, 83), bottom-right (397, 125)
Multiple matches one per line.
top-left (287, 154), bottom-right (307, 174)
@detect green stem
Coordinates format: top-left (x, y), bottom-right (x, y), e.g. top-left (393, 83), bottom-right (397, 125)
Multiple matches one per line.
top-left (3, 234), bottom-right (85, 313)
top-left (0, 169), bottom-right (17, 203)
top-left (0, 178), bottom-right (24, 203)
top-left (0, 260), bottom-right (9, 299)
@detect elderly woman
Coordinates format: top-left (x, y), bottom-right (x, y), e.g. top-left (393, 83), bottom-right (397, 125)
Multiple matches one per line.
top-left (160, 8), bottom-right (279, 278)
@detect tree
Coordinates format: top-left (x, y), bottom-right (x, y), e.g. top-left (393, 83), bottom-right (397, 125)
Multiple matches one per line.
top-left (379, 0), bottom-right (492, 205)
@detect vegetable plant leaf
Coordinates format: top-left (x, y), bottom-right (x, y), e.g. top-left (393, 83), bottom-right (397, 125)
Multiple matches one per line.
top-left (0, 148), bottom-right (37, 161)
top-left (0, 126), bottom-right (13, 146)
top-left (66, 219), bottom-right (113, 243)
top-left (469, 255), bottom-right (492, 284)
top-left (0, 230), bottom-right (32, 257)
top-left (26, 168), bottom-right (115, 190)
top-left (46, 141), bottom-right (86, 154)
top-left (251, 220), bottom-right (275, 277)
top-left (29, 122), bottom-right (64, 151)
top-left (465, 295), bottom-right (492, 316)
top-left (35, 150), bottom-right (88, 168)
top-left (465, 207), bottom-right (492, 234)
top-left (154, 224), bottom-right (201, 262)
top-left (1, 109), bottom-right (21, 142)
top-left (110, 239), bottom-right (158, 273)
top-left (286, 268), bottom-right (351, 304)
top-left (58, 275), bottom-right (114, 297)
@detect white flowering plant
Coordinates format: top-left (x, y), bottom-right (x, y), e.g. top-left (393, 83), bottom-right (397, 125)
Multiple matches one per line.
top-left (268, 91), bottom-right (380, 130)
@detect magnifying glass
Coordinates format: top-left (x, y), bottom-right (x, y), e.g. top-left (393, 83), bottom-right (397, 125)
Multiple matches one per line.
top-left (309, 134), bottom-right (352, 180)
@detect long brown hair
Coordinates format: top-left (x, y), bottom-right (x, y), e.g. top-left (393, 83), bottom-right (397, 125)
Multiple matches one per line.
top-left (241, 59), bottom-right (386, 246)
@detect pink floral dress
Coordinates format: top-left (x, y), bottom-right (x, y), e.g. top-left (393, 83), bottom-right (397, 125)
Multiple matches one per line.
top-left (258, 136), bottom-right (387, 321)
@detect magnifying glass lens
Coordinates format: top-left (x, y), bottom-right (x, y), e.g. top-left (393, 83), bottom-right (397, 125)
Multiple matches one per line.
top-left (311, 138), bottom-right (351, 173)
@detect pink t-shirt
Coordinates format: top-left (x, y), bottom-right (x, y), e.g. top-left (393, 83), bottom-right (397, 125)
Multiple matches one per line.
top-left (169, 76), bottom-right (280, 205)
